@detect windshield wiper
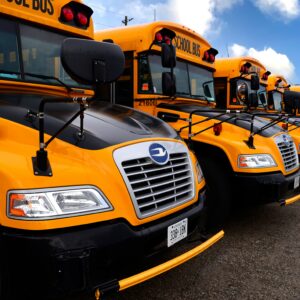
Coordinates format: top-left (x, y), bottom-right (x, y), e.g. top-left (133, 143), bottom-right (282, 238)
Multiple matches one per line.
top-left (0, 69), bottom-right (72, 92)
top-left (192, 94), bottom-right (212, 104)
top-left (176, 92), bottom-right (190, 96)
top-left (24, 72), bottom-right (72, 92)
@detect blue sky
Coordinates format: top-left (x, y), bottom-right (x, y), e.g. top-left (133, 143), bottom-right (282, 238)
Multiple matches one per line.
top-left (85, 0), bottom-right (300, 83)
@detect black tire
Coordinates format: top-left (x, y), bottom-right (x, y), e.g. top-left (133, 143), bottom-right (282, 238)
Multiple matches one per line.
top-left (197, 155), bottom-right (232, 231)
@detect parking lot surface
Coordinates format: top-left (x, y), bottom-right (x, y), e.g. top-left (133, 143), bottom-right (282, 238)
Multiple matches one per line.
top-left (110, 201), bottom-right (300, 300)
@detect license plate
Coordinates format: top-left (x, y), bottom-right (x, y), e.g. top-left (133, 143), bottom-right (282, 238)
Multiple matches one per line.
top-left (167, 218), bottom-right (188, 247)
top-left (294, 176), bottom-right (300, 189)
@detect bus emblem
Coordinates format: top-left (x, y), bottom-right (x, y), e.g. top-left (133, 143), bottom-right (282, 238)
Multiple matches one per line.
top-left (149, 143), bottom-right (169, 165)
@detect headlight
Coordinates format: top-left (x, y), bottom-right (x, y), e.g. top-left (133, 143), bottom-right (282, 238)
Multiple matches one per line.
top-left (195, 161), bottom-right (204, 183)
top-left (8, 186), bottom-right (112, 219)
top-left (238, 154), bottom-right (277, 168)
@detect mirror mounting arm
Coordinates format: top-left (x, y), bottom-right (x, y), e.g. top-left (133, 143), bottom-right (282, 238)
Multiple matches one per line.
top-left (32, 98), bottom-right (89, 177)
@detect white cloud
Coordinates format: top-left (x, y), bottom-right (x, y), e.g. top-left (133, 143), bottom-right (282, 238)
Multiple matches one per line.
top-left (86, 0), bottom-right (242, 36)
top-left (253, 0), bottom-right (300, 21)
top-left (229, 43), bottom-right (295, 80)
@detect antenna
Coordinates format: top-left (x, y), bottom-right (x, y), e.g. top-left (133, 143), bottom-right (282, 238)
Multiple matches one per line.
top-left (154, 8), bottom-right (156, 21)
top-left (226, 43), bottom-right (230, 57)
top-left (122, 16), bottom-right (134, 26)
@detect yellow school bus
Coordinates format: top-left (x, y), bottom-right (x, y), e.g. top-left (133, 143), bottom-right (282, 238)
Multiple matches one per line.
top-left (95, 22), bottom-right (300, 223)
top-left (215, 57), bottom-right (300, 155)
top-left (214, 57), bottom-right (300, 204)
top-left (0, 5), bottom-right (223, 300)
top-left (288, 85), bottom-right (300, 116)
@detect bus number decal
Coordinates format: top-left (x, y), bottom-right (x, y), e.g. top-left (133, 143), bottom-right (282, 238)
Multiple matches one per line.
top-left (6, 0), bottom-right (54, 16)
top-left (138, 100), bottom-right (157, 106)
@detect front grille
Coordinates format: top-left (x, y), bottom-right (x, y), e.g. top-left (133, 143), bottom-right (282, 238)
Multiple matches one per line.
top-left (275, 134), bottom-right (299, 172)
top-left (114, 141), bottom-right (195, 219)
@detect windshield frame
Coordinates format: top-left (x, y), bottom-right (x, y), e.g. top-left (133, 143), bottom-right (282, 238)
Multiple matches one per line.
top-left (138, 51), bottom-right (215, 103)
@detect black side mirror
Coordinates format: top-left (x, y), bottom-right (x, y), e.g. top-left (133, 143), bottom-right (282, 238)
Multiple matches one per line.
top-left (203, 83), bottom-right (212, 98)
top-left (161, 43), bottom-right (176, 68)
top-left (250, 74), bottom-right (260, 91)
top-left (61, 38), bottom-right (125, 85)
top-left (283, 91), bottom-right (300, 114)
top-left (162, 72), bottom-right (176, 96)
top-left (249, 92), bottom-right (259, 108)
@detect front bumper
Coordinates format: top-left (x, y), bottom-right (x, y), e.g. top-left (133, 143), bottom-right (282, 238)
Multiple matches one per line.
top-left (0, 190), bottom-right (223, 300)
top-left (234, 168), bottom-right (300, 205)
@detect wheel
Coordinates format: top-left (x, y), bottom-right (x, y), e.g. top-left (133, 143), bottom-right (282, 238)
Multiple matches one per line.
top-left (197, 155), bottom-right (233, 231)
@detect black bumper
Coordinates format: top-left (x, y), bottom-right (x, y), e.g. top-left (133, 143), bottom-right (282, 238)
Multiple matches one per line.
top-left (233, 168), bottom-right (300, 204)
top-left (0, 191), bottom-right (205, 300)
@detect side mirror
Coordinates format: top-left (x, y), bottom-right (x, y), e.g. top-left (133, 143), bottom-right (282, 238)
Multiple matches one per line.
top-left (203, 83), bottom-right (212, 98)
top-left (284, 91), bottom-right (300, 114)
top-left (162, 72), bottom-right (176, 96)
top-left (161, 44), bottom-right (176, 68)
top-left (249, 92), bottom-right (259, 108)
top-left (61, 38), bottom-right (125, 85)
top-left (250, 74), bottom-right (260, 91)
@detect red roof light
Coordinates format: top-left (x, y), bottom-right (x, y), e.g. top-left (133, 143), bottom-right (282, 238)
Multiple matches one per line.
top-left (62, 7), bottom-right (74, 22)
top-left (164, 36), bottom-right (171, 45)
top-left (209, 53), bottom-right (215, 63)
top-left (155, 32), bottom-right (163, 42)
top-left (203, 51), bottom-right (209, 61)
top-left (76, 12), bottom-right (88, 26)
top-left (203, 48), bottom-right (218, 63)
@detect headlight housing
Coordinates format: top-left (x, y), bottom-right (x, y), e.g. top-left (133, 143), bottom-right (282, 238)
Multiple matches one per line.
top-left (195, 161), bottom-right (204, 183)
top-left (8, 186), bottom-right (112, 220)
top-left (238, 154), bottom-right (277, 168)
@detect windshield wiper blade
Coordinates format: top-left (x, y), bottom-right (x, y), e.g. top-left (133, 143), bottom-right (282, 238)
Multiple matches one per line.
top-left (24, 72), bottom-right (72, 92)
top-left (0, 69), bottom-right (72, 92)
top-left (192, 94), bottom-right (211, 104)
top-left (176, 92), bottom-right (190, 96)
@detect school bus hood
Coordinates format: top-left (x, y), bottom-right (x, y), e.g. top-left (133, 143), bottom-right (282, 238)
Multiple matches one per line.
top-left (0, 100), bottom-right (178, 150)
top-left (157, 103), bottom-right (284, 138)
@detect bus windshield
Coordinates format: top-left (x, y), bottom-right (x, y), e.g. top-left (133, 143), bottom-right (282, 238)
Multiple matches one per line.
top-left (270, 91), bottom-right (283, 112)
top-left (138, 53), bottom-right (215, 102)
top-left (0, 16), bottom-right (90, 89)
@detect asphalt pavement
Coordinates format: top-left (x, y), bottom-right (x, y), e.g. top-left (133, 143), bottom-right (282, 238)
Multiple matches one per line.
top-left (112, 201), bottom-right (300, 300)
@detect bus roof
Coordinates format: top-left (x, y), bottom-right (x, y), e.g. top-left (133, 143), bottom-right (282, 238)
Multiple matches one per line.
top-left (0, 0), bottom-right (94, 39)
top-left (289, 85), bottom-right (300, 92)
top-left (267, 74), bottom-right (289, 92)
top-left (215, 56), bottom-right (268, 83)
top-left (95, 21), bottom-right (215, 68)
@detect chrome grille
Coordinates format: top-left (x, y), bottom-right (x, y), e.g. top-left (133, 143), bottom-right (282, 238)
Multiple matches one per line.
top-left (275, 134), bottom-right (299, 172)
top-left (114, 141), bottom-right (195, 219)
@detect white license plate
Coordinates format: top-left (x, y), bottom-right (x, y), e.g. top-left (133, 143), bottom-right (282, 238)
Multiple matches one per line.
top-left (167, 218), bottom-right (188, 247)
top-left (294, 176), bottom-right (300, 189)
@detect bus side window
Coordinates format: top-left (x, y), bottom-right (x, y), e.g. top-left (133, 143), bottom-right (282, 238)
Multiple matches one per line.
top-left (115, 51), bottom-right (134, 107)
top-left (215, 77), bottom-right (227, 108)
